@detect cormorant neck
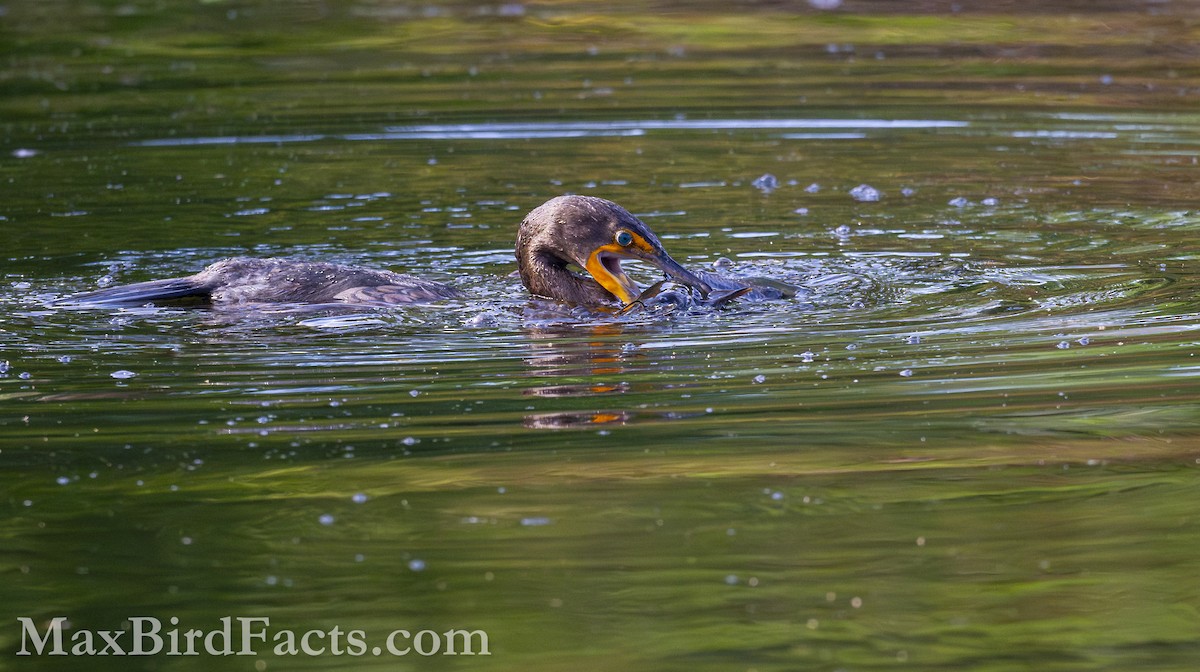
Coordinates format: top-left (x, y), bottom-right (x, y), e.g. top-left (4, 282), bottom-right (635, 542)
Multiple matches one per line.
top-left (518, 247), bottom-right (617, 306)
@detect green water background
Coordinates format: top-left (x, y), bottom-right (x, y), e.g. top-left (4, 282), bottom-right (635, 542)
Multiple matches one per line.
top-left (3, 1), bottom-right (1200, 669)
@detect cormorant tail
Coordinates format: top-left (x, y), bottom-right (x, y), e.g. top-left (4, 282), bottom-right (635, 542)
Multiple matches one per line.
top-left (63, 276), bottom-right (214, 307)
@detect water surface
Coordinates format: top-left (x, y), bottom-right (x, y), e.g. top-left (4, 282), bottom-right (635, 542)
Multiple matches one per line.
top-left (3, 1), bottom-right (1200, 670)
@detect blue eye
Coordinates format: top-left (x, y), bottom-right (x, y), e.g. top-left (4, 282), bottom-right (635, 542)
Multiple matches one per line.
top-left (616, 230), bottom-right (634, 246)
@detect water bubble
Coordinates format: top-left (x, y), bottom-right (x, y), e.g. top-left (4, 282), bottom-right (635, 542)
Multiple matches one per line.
top-left (805, 183), bottom-right (821, 193)
top-left (901, 187), bottom-right (916, 197)
top-left (57, 355), bottom-right (72, 364)
top-left (56, 476), bottom-right (71, 486)
top-left (0, 360), bottom-right (9, 374)
top-left (18, 372), bottom-right (31, 380)
top-left (905, 335), bottom-right (921, 345)
top-left (981, 197), bottom-right (999, 206)
top-left (520, 517), bottom-right (552, 527)
top-left (770, 491), bottom-right (784, 501)
top-left (408, 559), bottom-right (426, 571)
top-left (318, 514), bottom-right (336, 526)
top-left (793, 207), bottom-right (809, 215)
top-left (1056, 341), bottom-right (1071, 350)
top-left (1099, 74), bottom-right (1113, 85)
top-left (409, 389), bottom-right (420, 397)
top-left (1077, 336), bottom-right (1090, 346)
top-left (110, 369), bottom-right (137, 379)
top-left (351, 493), bottom-right (368, 504)
top-left (807, 0), bottom-right (842, 8)
top-left (833, 224), bottom-right (852, 237)
top-left (849, 184), bottom-right (881, 202)
top-left (899, 369), bottom-right (914, 377)
top-left (12, 148), bottom-right (38, 159)
top-left (724, 574), bottom-right (739, 585)
top-left (752, 374), bottom-right (766, 384)
top-left (751, 173), bottom-right (779, 193)
top-left (948, 196), bottom-right (970, 208)
top-left (797, 351), bottom-right (816, 363)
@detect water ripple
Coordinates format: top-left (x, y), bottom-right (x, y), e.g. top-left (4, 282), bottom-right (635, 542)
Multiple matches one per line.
top-left (131, 118), bottom-right (969, 147)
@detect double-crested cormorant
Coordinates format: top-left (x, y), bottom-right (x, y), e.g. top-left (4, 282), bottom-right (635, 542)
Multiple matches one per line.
top-left (67, 195), bottom-right (785, 309)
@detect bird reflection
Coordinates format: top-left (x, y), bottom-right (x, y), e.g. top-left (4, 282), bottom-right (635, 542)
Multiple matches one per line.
top-left (520, 323), bottom-right (641, 430)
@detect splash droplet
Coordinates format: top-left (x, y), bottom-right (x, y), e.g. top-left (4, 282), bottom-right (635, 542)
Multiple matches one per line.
top-left (849, 184), bottom-right (880, 202)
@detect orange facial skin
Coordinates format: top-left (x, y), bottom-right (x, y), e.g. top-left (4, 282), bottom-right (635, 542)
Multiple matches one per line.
top-left (583, 231), bottom-right (660, 305)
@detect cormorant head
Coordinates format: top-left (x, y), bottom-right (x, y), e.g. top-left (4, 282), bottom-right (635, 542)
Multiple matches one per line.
top-left (516, 195), bottom-right (710, 305)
